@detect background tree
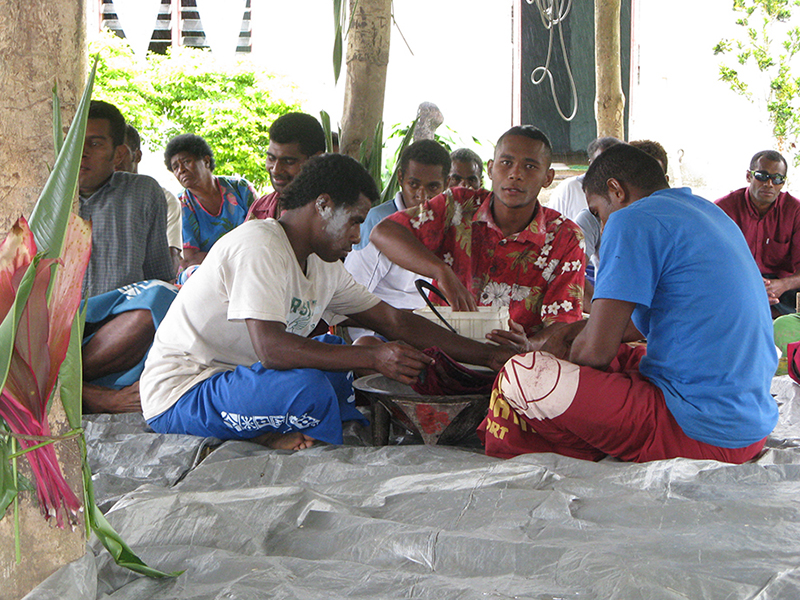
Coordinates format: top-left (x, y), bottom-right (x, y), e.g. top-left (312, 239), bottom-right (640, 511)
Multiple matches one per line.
top-left (335, 0), bottom-right (392, 160)
top-left (595, 0), bottom-right (625, 139)
top-left (91, 31), bottom-right (301, 190)
top-left (714, 0), bottom-right (800, 157)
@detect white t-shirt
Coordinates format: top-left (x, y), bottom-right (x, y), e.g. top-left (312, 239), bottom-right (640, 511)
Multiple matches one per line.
top-left (343, 241), bottom-right (429, 339)
top-left (549, 175), bottom-right (587, 222)
top-left (163, 188), bottom-right (182, 250)
top-left (344, 242), bottom-right (428, 311)
top-left (140, 219), bottom-right (380, 420)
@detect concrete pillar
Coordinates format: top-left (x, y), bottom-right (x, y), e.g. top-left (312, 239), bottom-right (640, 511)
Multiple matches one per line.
top-left (0, 1), bottom-right (87, 598)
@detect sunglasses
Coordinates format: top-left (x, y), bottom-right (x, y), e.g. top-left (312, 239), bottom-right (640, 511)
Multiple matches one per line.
top-left (750, 170), bottom-right (786, 185)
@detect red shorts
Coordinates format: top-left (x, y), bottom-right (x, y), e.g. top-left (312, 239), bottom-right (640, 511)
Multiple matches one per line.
top-left (478, 345), bottom-right (765, 463)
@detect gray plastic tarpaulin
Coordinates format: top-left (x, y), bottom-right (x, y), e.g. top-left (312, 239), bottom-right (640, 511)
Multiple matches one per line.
top-left (24, 377), bottom-right (800, 600)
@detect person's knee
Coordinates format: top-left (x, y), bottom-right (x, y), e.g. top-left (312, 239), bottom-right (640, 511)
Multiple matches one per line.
top-left (123, 309), bottom-right (156, 336)
top-left (498, 351), bottom-right (581, 422)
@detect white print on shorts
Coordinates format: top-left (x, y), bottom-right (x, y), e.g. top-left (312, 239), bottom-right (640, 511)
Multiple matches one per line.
top-left (499, 351), bottom-right (580, 421)
top-left (221, 411), bottom-right (320, 432)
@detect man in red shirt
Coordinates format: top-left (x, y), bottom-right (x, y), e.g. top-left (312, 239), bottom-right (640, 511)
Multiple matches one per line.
top-left (247, 112), bottom-right (326, 220)
top-left (716, 150), bottom-right (800, 316)
top-left (370, 125), bottom-right (585, 346)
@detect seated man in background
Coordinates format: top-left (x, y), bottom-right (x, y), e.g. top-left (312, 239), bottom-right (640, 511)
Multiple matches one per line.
top-left (115, 123), bottom-right (183, 273)
top-left (354, 139), bottom-right (451, 250)
top-left (549, 136), bottom-right (620, 222)
top-left (247, 112), bottom-right (326, 220)
top-left (140, 154), bottom-right (515, 450)
top-left (447, 147), bottom-right (484, 190)
top-left (342, 140), bottom-right (451, 339)
top-left (79, 101), bottom-right (177, 413)
top-left (482, 143), bottom-right (777, 463)
top-left (716, 150), bottom-right (800, 316)
top-left (371, 125), bottom-right (585, 346)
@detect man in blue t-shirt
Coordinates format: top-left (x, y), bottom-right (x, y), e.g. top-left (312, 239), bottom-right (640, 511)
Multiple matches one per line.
top-left (481, 143), bottom-right (778, 463)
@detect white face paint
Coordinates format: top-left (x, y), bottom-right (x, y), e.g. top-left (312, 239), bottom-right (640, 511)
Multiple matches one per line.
top-left (319, 202), bottom-right (352, 239)
top-left (315, 194), bottom-right (370, 261)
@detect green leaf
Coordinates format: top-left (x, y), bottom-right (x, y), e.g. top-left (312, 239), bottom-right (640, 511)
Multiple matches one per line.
top-left (333, 23), bottom-right (344, 84)
top-left (80, 447), bottom-right (183, 578)
top-left (320, 110), bottom-right (334, 153)
top-left (333, 0), bottom-right (345, 83)
top-left (0, 435), bottom-right (17, 517)
top-left (29, 60), bottom-right (97, 261)
top-left (59, 308), bottom-right (85, 431)
top-left (52, 83), bottom-right (63, 157)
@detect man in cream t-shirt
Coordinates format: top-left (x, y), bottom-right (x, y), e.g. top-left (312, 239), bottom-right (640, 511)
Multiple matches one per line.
top-left (140, 154), bottom-right (515, 450)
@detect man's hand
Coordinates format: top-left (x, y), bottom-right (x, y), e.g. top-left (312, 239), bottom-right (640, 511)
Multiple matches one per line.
top-left (371, 341), bottom-right (434, 385)
top-left (486, 320), bottom-right (533, 353)
top-left (486, 343), bottom-right (519, 372)
top-left (436, 267), bottom-right (478, 311)
top-left (541, 321), bottom-right (586, 360)
top-left (764, 278), bottom-right (783, 305)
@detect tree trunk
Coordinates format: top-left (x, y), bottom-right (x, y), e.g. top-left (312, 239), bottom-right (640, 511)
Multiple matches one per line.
top-left (339, 0), bottom-right (391, 159)
top-left (594, 0), bottom-right (625, 139)
top-left (0, 2), bottom-right (87, 598)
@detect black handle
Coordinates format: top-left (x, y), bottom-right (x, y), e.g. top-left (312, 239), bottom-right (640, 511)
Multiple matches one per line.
top-left (415, 279), bottom-right (458, 335)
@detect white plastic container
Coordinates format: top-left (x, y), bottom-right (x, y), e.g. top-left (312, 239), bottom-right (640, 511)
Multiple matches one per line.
top-left (414, 305), bottom-right (510, 342)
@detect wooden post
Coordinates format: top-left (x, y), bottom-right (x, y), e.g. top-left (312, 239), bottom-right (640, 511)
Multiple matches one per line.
top-left (594, 0), bottom-right (625, 139)
top-left (339, 0), bottom-right (391, 159)
top-left (0, 2), bottom-right (87, 598)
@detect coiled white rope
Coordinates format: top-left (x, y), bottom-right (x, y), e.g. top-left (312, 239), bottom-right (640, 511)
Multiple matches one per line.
top-left (527, 0), bottom-right (579, 121)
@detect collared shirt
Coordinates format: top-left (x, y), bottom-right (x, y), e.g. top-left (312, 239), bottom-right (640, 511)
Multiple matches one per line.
top-left (246, 190), bottom-right (281, 221)
top-left (79, 171), bottom-right (174, 297)
top-left (354, 191), bottom-right (406, 251)
top-left (180, 176), bottom-right (257, 252)
top-left (387, 187), bottom-right (585, 334)
top-left (716, 187), bottom-right (800, 278)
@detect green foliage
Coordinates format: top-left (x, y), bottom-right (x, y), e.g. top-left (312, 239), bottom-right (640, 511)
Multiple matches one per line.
top-left (714, 0), bottom-right (800, 153)
top-left (90, 30), bottom-right (301, 189)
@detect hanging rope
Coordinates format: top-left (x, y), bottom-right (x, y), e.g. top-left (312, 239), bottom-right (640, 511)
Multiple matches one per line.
top-left (527, 0), bottom-right (578, 122)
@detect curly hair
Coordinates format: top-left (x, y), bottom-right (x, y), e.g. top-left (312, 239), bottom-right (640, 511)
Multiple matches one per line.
top-left (582, 143), bottom-right (668, 198)
top-left (88, 100), bottom-right (126, 148)
top-left (164, 134), bottom-right (216, 171)
top-left (280, 153), bottom-right (379, 210)
top-left (269, 112), bottom-right (326, 157)
top-left (398, 139), bottom-right (451, 178)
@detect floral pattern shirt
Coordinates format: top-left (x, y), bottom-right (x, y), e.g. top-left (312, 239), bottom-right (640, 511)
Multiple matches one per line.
top-left (181, 176), bottom-right (258, 252)
top-left (386, 187), bottom-right (585, 334)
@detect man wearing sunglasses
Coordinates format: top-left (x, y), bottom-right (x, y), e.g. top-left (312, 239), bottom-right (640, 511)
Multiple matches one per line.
top-left (716, 150), bottom-right (800, 317)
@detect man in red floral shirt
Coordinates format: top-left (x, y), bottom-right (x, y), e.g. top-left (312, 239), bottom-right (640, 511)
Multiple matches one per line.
top-left (370, 126), bottom-right (585, 347)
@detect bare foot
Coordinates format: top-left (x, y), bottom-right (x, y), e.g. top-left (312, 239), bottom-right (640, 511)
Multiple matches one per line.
top-left (83, 381), bottom-right (142, 413)
top-left (252, 431), bottom-right (316, 451)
